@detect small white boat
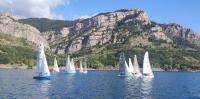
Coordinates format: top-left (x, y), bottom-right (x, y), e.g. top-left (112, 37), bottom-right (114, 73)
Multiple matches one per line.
top-left (53, 57), bottom-right (60, 72)
top-left (79, 60), bottom-right (83, 73)
top-left (142, 51), bottom-right (154, 78)
top-left (118, 53), bottom-right (132, 76)
top-left (133, 55), bottom-right (142, 77)
top-left (70, 58), bottom-right (76, 73)
top-left (33, 42), bottom-right (51, 80)
top-left (83, 61), bottom-right (88, 74)
top-left (64, 55), bottom-right (76, 74)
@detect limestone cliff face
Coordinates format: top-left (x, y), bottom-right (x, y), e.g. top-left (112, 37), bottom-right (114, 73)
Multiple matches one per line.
top-left (42, 8), bottom-right (200, 54)
top-left (162, 23), bottom-right (200, 43)
top-left (65, 8), bottom-right (151, 54)
top-left (21, 8), bottom-right (200, 54)
top-left (0, 13), bottom-right (49, 48)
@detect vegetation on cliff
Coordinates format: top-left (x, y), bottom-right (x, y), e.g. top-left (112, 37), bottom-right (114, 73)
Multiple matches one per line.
top-left (0, 33), bottom-right (55, 68)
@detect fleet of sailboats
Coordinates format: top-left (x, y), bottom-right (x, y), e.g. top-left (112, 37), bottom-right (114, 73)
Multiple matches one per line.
top-left (118, 52), bottom-right (154, 78)
top-left (33, 42), bottom-right (154, 80)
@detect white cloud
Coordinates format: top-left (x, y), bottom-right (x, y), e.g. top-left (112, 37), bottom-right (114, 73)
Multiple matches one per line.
top-left (0, 0), bottom-right (69, 20)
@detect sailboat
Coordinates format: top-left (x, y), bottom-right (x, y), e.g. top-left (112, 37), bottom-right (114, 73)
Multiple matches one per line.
top-left (33, 43), bottom-right (51, 80)
top-left (128, 58), bottom-right (135, 74)
top-left (133, 55), bottom-right (142, 77)
top-left (64, 55), bottom-right (76, 74)
top-left (70, 58), bottom-right (76, 73)
top-left (142, 51), bottom-right (154, 78)
top-left (53, 57), bottom-right (60, 72)
top-left (119, 53), bottom-right (132, 76)
top-left (79, 60), bottom-right (83, 73)
top-left (83, 61), bottom-right (88, 74)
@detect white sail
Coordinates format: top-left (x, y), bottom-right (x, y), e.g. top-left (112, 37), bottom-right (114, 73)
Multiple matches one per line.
top-left (134, 55), bottom-right (142, 76)
top-left (124, 59), bottom-right (132, 74)
top-left (119, 53), bottom-right (124, 73)
top-left (36, 43), bottom-right (43, 73)
top-left (83, 61), bottom-right (88, 73)
top-left (70, 58), bottom-right (76, 73)
top-left (53, 57), bottom-right (60, 72)
top-left (79, 60), bottom-right (83, 73)
top-left (36, 43), bottom-right (50, 77)
top-left (65, 55), bottom-right (70, 71)
top-left (119, 53), bottom-right (132, 76)
top-left (64, 56), bottom-right (76, 73)
top-left (143, 51), bottom-right (154, 78)
top-left (128, 58), bottom-right (135, 73)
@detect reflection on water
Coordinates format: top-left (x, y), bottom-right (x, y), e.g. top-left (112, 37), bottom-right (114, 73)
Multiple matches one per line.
top-left (36, 80), bottom-right (51, 99)
top-left (140, 78), bottom-right (153, 99)
top-left (3, 70), bottom-right (200, 99)
top-left (120, 76), bottom-right (153, 99)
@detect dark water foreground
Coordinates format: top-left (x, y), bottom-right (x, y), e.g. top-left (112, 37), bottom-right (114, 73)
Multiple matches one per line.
top-left (0, 69), bottom-right (200, 99)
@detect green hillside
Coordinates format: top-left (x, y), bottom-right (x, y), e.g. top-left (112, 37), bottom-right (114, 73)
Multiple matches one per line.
top-left (0, 33), bottom-right (55, 68)
top-left (19, 18), bottom-right (75, 32)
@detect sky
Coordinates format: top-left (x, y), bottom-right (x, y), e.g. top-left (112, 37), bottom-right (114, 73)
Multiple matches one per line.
top-left (0, 0), bottom-right (200, 33)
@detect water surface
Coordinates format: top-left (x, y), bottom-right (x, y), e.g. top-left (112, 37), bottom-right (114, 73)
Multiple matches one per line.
top-left (0, 69), bottom-right (200, 99)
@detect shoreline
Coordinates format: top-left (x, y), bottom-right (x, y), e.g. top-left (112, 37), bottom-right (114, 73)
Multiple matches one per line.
top-left (0, 65), bottom-right (199, 72)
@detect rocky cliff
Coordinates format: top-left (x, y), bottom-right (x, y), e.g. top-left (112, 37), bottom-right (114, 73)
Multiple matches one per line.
top-left (0, 13), bottom-right (49, 48)
top-left (20, 8), bottom-right (200, 54)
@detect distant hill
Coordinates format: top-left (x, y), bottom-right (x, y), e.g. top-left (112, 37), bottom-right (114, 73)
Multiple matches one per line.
top-left (19, 18), bottom-right (75, 32)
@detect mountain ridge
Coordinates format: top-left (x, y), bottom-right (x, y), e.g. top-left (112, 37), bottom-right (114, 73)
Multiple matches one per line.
top-left (8, 8), bottom-right (200, 70)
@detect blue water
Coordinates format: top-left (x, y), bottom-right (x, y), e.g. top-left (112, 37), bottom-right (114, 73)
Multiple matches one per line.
top-left (0, 69), bottom-right (200, 99)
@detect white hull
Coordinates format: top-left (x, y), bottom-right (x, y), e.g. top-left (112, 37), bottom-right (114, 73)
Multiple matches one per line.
top-left (143, 73), bottom-right (154, 78)
top-left (134, 73), bottom-right (142, 77)
top-left (83, 71), bottom-right (88, 74)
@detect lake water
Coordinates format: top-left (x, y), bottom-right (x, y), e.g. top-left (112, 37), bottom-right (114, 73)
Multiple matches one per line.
top-left (0, 69), bottom-right (200, 99)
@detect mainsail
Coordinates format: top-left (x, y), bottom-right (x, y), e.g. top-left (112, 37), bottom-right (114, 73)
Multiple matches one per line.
top-left (79, 60), bottom-right (83, 73)
top-left (36, 43), bottom-right (43, 73)
top-left (70, 58), bottom-right (76, 73)
top-left (128, 58), bottom-right (135, 73)
top-left (143, 51), bottom-right (154, 77)
top-left (134, 55), bottom-right (142, 76)
top-left (65, 55), bottom-right (70, 72)
top-left (36, 43), bottom-right (50, 77)
top-left (119, 53), bottom-right (132, 76)
top-left (83, 61), bottom-right (88, 73)
top-left (53, 57), bottom-right (60, 72)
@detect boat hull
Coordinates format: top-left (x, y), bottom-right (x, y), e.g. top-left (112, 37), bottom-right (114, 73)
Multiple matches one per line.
top-left (33, 76), bottom-right (52, 80)
top-left (142, 73), bottom-right (154, 78)
top-left (64, 71), bottom-right (76, 74)
top-left (133, 73), bottom-right (142, 77)
top-left (118, 72), bottom-right (132, 77)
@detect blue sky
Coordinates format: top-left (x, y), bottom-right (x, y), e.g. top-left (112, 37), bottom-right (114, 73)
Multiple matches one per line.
top-left (0, 0), bottom-right (199, 33)
top-left (54, 0), bottom-right (200, 33)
